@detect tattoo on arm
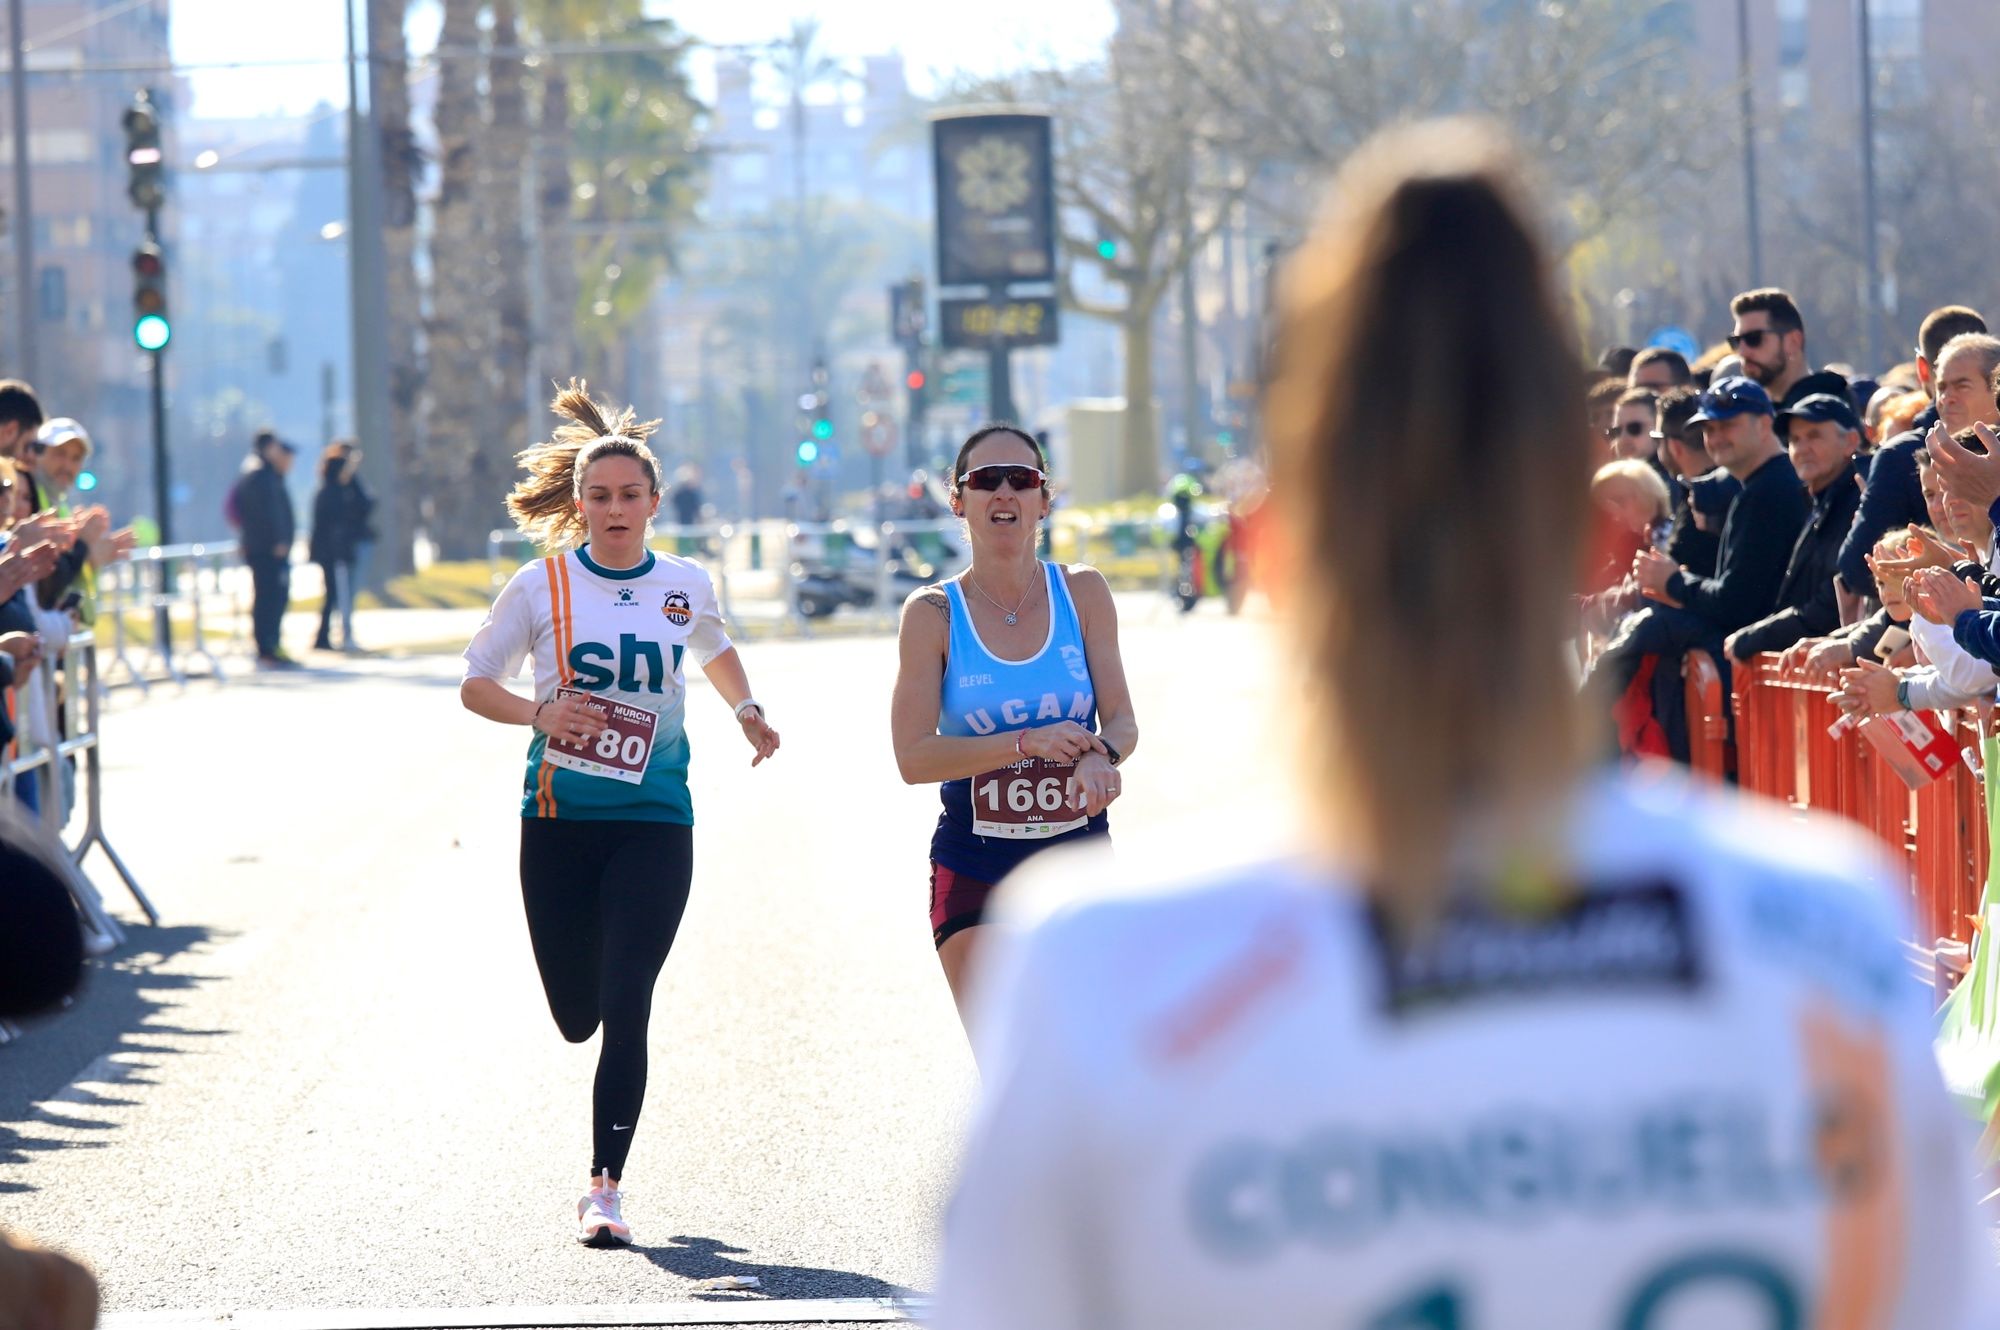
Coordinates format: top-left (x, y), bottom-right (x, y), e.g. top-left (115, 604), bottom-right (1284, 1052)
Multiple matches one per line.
top-left (919, 587), bottom-right (949, 623)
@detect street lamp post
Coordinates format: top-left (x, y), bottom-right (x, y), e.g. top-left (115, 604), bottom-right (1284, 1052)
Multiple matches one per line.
top-left (1736, 0), bottom-right (1763, 285)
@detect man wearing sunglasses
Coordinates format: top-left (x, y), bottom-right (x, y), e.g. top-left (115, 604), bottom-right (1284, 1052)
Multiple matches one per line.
top-left (1727, 288), bottom-right (1848, 413)
top-left (1606, 388), bottom-right (1657, 462)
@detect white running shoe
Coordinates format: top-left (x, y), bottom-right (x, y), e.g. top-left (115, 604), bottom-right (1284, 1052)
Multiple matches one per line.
top-left (577, 1169), bottom-right (632, 1248)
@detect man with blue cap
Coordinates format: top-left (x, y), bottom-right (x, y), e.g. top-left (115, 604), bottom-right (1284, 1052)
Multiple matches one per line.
top-left (1586, 375), bottom-right (1809, 758)
top-left (1721, 392), bottom-right (1863, 661)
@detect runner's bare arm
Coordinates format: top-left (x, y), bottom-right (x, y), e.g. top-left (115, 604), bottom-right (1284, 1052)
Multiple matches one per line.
top-left (697, 646), bottom-right (756, 713)
top-left (1065, 566), bottom-right (1138, 763)
top-left (461, 676), bottom-right (540, 725)
top-left (891, 587), bottom-right (1103, 784)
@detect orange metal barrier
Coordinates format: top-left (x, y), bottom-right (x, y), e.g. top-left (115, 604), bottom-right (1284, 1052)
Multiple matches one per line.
top-left (1723, 653), bottom-right (1987, 959)
top-left (1683, 650), bottom-right (1730, 780)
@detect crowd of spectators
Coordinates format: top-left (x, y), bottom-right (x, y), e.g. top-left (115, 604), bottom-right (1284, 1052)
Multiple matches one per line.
top-left (1583, 289), bottom-right (2000, 762)
top-left (0, 379), bottom-right (136, 813)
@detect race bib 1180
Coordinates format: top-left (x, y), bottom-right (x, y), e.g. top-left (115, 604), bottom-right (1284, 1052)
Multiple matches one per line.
top-left (543, 687), bottom-right (659, 785)
top-left (971, 755), bottom-right (1088, 840)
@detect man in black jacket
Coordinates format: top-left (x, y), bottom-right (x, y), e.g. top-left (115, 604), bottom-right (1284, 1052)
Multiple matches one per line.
top-left (1586, 377), bottom-right (1809, 757)
top-left (1653, 386), bottom-right (1735, 580)
top-left (1723, 393), bottom-right (1864, 662)
top-left (235, 430), bottom-right (298, 668)
top-left (1833, 305), bottom-right (1987, 613)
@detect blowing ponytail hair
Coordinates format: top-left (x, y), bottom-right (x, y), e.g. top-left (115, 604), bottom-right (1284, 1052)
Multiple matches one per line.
top-left (505, 379), bottom-right (663, 549)
top-left (1263, 120), bottom-right (1592, 932)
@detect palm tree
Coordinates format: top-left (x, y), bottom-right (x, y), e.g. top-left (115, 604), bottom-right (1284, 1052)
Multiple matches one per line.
top-left (423, 0), bottom-right (494, 557)
top-left (369, 0), bottom-right (425, 573)
top-left (484, 0), bottom-right (534, 475)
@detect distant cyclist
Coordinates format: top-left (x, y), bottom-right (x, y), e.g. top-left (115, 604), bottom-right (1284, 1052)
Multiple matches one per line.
top-left (935, 121), bottom-right (1992, 1328)
top-left (890, 423), bottom-right (1138, 1026)
top-left (462, 382), bottom-right (780, 1248)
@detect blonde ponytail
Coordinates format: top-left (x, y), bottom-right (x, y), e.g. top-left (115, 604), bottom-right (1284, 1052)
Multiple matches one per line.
top-left (504, 379), bottom-right (663, 549)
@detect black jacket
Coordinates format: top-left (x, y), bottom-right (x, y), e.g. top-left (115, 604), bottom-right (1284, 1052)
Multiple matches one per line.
top-left (236, 459), bottom-right (295, 562)
top-left (1837, 404), bottom-right (1935, 595)
top-left (0, 573), bottom-right (40, 749)
top-left (21, 467), bottom-right (88, 612)
top-left (1664, 451), bottom-right (1810, 635)
top-left (1728, 459), bottom-right (1864, 658)
top-left (1666, 469), bottom-right (1739, 580)
top-left (309, 476), bottom-right (375, 565)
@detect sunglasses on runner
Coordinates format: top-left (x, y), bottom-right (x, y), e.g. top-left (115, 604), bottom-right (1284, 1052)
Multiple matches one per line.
top-left (959, 464), bottom-right (1047, 492)
top-left (1725, 329), bottom-right (1773, 351)
top-left (1603, 420), bottom-right (1649, 438)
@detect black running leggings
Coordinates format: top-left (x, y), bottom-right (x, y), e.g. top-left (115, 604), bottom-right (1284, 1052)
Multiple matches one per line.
top-left (519, 818), bottom-right (694, 1180)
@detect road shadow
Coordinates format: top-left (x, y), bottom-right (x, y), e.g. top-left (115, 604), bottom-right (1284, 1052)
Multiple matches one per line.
top-left (630, 1233), bottom-right (922, 1303)
top-left (0, 921), bottom-right (227, 1193)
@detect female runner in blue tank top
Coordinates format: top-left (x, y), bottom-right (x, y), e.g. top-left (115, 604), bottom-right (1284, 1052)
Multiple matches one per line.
top-left (891, 424), bottom-right (1139, 1022)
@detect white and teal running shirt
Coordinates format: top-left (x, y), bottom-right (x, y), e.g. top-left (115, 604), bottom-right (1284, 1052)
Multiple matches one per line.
top-left (463, 546), bottom-right (733, 824)
top-left (936, 770), bottom-right (1997, 1330)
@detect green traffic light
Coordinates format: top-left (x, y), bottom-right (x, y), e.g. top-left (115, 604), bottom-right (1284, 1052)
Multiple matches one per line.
top-left (796, 440), bottom-right (819, 465)
top-left (1096, 239), bottom-right (1117, 261)
top-left (812, 419), bottom-right (833, 441)
top-left (134, 313), bottom-right (170, 351)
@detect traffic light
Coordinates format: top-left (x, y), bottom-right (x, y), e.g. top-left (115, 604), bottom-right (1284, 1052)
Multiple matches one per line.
top-left (795, 439), bottom-right (819, 466)
top-left (905, 369), bottom-right (925, 391)
top-left (1096, 238), bottom-right (1117, 261)
top-left (122, 90), bottom-right (165, 213)
top-left (809, 355), bottom-right (832, 447)
top-left (132, 242), bottom-right (169, 351)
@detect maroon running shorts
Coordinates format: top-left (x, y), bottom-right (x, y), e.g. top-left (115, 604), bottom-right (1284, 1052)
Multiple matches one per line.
top-left (929, 862), bottom-right (997, 949)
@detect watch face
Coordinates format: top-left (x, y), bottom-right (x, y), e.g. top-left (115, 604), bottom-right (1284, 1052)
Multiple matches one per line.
top-left (954, 135), bottom-right (1033, 214)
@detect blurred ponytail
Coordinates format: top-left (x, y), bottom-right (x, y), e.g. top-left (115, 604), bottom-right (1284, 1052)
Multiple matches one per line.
top-left (1263, 119), bottom-right (1592, 932)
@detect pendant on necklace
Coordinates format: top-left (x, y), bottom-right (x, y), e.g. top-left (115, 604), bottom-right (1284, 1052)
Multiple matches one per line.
top-left (1004, 612), bottom-right (1018, 626)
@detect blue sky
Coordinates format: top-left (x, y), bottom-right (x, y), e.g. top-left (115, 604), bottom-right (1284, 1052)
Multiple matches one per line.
top-left (171, 1), bottom-right (1116, 120)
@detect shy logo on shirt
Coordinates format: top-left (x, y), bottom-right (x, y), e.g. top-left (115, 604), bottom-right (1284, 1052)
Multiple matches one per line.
top-left (662, 590), bottom-right (692, 626)
top-left (568, 634), bottom-right (685, 693)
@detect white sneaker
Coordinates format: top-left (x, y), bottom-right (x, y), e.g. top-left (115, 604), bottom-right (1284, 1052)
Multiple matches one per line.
top-left (577, 1169), bottom-right (632, 1248)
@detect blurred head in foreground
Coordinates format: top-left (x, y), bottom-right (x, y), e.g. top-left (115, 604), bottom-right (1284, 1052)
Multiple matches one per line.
top-left (1262, 118), bottom-right (1591, 931)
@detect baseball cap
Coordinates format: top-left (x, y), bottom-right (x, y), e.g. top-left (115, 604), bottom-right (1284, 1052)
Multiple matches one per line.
top-left (1775, 392), bottom-right (1860, 437)
top-left (1687, 376), bottom-right (1774, 425)
top-left (33, 417), bottom-right (91, 454)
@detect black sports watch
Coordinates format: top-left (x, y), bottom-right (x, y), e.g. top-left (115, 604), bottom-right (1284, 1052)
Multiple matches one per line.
top-left (1102, 741), bottom-right (1123, 768)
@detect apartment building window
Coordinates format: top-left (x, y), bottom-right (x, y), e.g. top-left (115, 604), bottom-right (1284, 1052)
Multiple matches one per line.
top-left (28, 130), bottom-right (90, 165)
top-left (1777, 0), bottom-right (1807, 68)
top-left (47, 216), bottom-right (91, 249)
top-left (36, 266), bottom-right (64, 323)
top-left (1874, 0), bottom-right (1921, 60)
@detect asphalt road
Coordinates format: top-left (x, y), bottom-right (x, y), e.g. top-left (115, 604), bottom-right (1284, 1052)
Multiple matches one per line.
top-left (1, 596), bottom-right (1288, 1327)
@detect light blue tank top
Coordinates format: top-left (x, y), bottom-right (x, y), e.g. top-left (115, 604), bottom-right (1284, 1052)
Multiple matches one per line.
top-left (932, 562), bottom-right (1106, 881)
top-left (938, 561), bottom-right (1097, 740)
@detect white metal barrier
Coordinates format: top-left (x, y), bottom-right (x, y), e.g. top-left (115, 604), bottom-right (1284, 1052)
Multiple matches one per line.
top-left (0, 638), bottom-right (156, 1044)
top-left (97, 540), bottom-right (243, 690)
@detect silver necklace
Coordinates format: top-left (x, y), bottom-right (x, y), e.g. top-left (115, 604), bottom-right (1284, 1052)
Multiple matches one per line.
top-left (967, 570), bottom-right (1040, 626)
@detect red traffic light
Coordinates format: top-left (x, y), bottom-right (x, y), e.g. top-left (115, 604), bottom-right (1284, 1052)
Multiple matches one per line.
top-left (905, 370), bottom-right (926, 391)
top-left (133, 247), bottom-right (163, 278)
